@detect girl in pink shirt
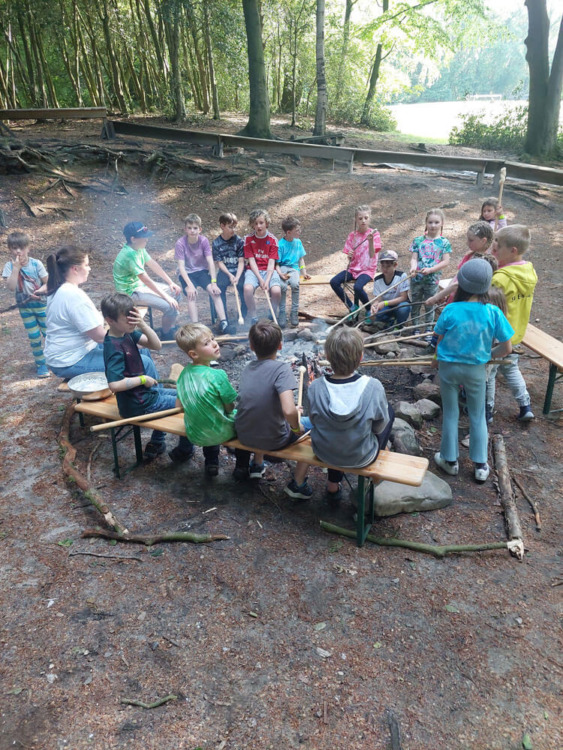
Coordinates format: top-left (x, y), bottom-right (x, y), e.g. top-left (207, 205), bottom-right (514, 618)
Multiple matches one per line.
top-left (329, 204), bottom-right (381, 320)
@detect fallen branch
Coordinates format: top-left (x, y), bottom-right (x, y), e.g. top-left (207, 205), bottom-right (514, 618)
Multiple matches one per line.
top-left (512, 474), bottom-right (541, 530)
top-left (69, 550), bottom-right (142, 562)
top-left (82, 528), bottom-right (229, 545)
top-left (320, 521), bottom-right (511, 558)
top-left (121, 695), bottom-right (177, 709)
top-left (58, 403), bottom-right (128, 535)
top-left (492, 434), bottom-right (524, 555)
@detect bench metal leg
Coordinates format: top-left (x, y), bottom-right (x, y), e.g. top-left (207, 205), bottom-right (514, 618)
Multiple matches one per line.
top-left (356, 476), bottom-right (375, 547)
top-left (110, 425), bottom-right (144, 479)
top-left (543, 363), bottom-right (562, 414)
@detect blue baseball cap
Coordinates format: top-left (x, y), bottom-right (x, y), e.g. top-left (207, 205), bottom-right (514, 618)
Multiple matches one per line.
top-left (123, 221), bottom-right (154, 241)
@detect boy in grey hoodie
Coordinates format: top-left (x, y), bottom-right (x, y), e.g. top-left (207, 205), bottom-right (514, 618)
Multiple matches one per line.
top-left (305, 326), bottom-right (394, 503)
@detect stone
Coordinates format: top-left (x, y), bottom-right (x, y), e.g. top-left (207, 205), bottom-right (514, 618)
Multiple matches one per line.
top-left (373, 471), bottom-right (453, 517)
top-left (394, 401), bottom-right (423, 429)
top-left (386, 351), bottom-right (396, 359)
top-left (373, 341), bottom-right (400, 355)
top-left (391, 417), bottom-right (415, 437)
top-left (415, 398), bottom-right (441, 419)
top-left (283, 330), bottom-right (299, 342)
top-left (234, 345), bottom-right (247, 356)
top-left (413, 380), bottom-right (442, 404)
top-left (219, 347), bottom-right (237, 362)
top-left (391, 430), bottom-right (421, 457)
top-left (299, 328), bottom-right (315, 341)
top-left (409, 364), bottom-right (433, 376)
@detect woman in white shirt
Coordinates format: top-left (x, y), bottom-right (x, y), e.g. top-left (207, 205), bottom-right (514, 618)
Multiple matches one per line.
top-left (44, 247), bottom-right (107, 378)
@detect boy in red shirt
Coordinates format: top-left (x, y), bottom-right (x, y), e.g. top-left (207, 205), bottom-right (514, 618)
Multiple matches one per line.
top-left (243, 208), bottom-right (282, 325)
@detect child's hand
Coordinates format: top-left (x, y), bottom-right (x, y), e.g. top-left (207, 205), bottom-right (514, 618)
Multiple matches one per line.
top-left (424, 296), bottom-right (437, 307)
top-left (142, 375), bottom-right (158, 388)
top-left (165, 294), bottom-right (180, 311)
top-left (169, 282), bottom-right (181, 296)
top-left (127, 307), bottom-right (144, 328)
top-left (495, 204), bottom-right (504, 217)
top-left (279, 272), bottom-right (290, 281)
top-left (185, 285), bottom-right (197, 301)
top-left (302, 272), bottom-right (311, 280)
top-left (420, 268), bottom-right (433, 276)
top-left (209, 283), bottom-right (221, 296)
top-left (375, 301), bottom-right (386, 313)
top-left (259, 278), bottom-right (268, 291)
top-left (228, 273), bottom-right (236, 285)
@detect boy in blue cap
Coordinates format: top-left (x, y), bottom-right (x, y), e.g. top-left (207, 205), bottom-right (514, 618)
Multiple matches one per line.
top-left (113, 221), bottom-right (181, 338)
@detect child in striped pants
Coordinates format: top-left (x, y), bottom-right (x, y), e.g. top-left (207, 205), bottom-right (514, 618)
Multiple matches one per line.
top-left (2, 232), bottom-right (50, 377)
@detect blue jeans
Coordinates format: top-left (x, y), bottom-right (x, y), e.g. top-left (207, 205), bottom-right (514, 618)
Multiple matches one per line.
top-left (374, 301), bottom-right (411, 326)
top-left (49, 345), bottom-right (159, 381)
top-left (439, 361), bottom-right (488, 464)
top-left (330, 270), bottom-right (372, 311)
top-left (144, 388), bottom-right (193, 454)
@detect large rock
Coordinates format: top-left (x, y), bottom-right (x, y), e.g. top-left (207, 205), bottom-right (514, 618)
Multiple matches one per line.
top-left (394, 401), bottom-right (423, 429)
top-left (413, 380), bottom-right (442, 404)
top-left (373, 472), bottom-right (453, 517)
top-left (373, 341), bottom-right (400, 355)
top-left (415, 398), bottom-right (441, 420)
top-left (391, 431), bottom-right (422, 456)
top-left (391, 417), bottom-right (416, 437)
top-left (298, 328), bottom-right (316, 341)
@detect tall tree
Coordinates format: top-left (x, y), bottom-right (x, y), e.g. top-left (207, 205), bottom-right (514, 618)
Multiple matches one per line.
top-left (524, 0), bottom-right (563, 156)
top-left (313, 0), bottom-right (327, 136)
top-left (240, 0), bottom-right (272, 138)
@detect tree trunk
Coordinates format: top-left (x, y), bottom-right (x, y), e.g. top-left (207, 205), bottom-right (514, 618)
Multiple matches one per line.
top-left (203, 1), bottom-right (220, 119)
top-left (142, 0), bottom-right (167, 79)
top-left (361, 44), bottom-right (383, 125)
top-left (334, 0), bottom-right (355, 107)
top-left (524, 0), bottom-right (563, 156)
top-left (313, 0), bottom-right (327, 136)
top-left (163, 2), bottom-right (185, 122)
top-left (239, 0), bottom-right (272, 139)
top-left (99, 0), bottom-right (128, 113)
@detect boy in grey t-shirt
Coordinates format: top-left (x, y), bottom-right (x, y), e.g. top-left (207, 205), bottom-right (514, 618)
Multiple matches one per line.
top-left (234, 319), bottom-right (311, 500)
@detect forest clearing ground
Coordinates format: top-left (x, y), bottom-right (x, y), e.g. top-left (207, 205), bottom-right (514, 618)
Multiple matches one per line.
top-left (0, 115), bottom-right (561, 749)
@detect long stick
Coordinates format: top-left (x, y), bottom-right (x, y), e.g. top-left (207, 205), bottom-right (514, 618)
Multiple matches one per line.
top-left (161, 334), bottom-right (248, 344)
top-left (264, 287), bottom-right (278, 325)
top-left (329, 272), bottom-right (414, 332)
top-left (232, 283), bottom-right (244, 325)
top-left (363, 333), bottom-right (429, 349)
top-left (494, 167), bottom-right (507, 232)
top-left (90, 407), bottom-right (182, 432)
top-left (512, 474), bottom-right (541, 530)
top-left (492, 434), bottom-right (523, 553)
top-left (297, 365), bottom-right (306, 409)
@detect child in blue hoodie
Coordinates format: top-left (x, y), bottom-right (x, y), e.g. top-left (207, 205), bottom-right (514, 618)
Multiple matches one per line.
top-left (304, 326), bottom-right (394, 503)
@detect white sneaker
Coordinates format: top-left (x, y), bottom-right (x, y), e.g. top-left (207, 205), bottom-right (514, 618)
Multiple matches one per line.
top-left (474, 463), bottom-right (490, 483)
top-left (434, 452), bottom-right (459, 476)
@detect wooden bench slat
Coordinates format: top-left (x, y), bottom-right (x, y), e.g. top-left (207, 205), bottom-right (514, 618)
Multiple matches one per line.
top-left (300, 274), bottom-right (333, 286)
top-left (522, 324), bottom-right (563, 370)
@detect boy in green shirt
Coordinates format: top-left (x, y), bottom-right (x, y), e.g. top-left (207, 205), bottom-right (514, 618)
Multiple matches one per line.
top-left (175, 323), bottom-right (237, 476)
top-left (113, 221), bottom-right (181, 338)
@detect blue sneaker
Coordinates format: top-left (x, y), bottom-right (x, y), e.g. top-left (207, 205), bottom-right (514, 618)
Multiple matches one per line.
top-left (249, 462), bottom-right (265, 479)
top-left (36, 364), bottom-right (50, 378)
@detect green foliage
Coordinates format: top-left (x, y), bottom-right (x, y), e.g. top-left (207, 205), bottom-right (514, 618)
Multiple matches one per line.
top-left (331, 96), bottom-right (397, 132)
top-left (449, 106), bottom-right (528, 151)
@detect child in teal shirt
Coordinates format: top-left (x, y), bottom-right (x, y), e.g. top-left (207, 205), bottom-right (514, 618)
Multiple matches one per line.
top-left (276, 216), bottom-right (310, 327)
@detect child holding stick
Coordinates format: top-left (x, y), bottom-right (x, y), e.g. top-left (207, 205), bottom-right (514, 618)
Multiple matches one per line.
top-left (480, 197), bottom-right (507, 230)
top-left (211, 212), bottom-right (246, 330)
top-left (175, 323), bottom-right (237, 476)
top-left (408, 208), bottom-right (451, 339)
top-left (101, 293), bottom-right (194, 462)
top-left (276, 215), bottom-right (310, 328)
top-left (433, 259), bottom-right (513, 484)
top-left (243, 209), bottom-right (282, 325)
top-left (330, 205), bottom-right (381, 320)
top-left (2, 231), bottom-right (49, 377)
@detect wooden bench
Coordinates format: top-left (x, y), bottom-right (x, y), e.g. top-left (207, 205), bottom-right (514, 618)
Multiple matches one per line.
top-left (74, 396), bottom-right (428, 546)
top-left (521, 324), bottom-right (563, 415)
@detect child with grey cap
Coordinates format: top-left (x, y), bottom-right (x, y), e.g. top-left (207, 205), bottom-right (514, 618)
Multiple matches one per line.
top-left (365, 249), bottom-right (410, 330)
top-left (433, 258), bottom-right (513, 484)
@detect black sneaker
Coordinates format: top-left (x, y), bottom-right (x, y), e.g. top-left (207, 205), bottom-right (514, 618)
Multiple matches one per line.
top-left (325, 485), bottom-right (342, 506)
top-left (168, 446), bottom-right (195, 464)
top-left (517, 405), bottom-right (535, 421)
top-left (144, 441), bottom-right (167, 460)
top-left (249, 462), bottom-right (266, 479)
top-left (205, 463), bottom-right (219, 477)
top-left (233, 466), bottom-right (250, 481)
top-left (219, 319), bottom-right (229, 334)
top-left (284, 478), bottom-right (313, 501)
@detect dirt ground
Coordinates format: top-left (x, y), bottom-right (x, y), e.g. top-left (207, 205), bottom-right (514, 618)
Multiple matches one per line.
top-left (0, 115), bottom-right (562, 750)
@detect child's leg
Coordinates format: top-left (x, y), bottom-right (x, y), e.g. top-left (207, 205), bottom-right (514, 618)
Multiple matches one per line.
top-left (327, 468), bottom-right (344, 493)
top-left (203, 445), bottom-right (220, 466)
top-left (377, 404), bottom-right (395, 450)
top-left (438, 362), bottom-right (461, 462)
top-left (498, 354), bottom-right (531, 407)
top-left (293, 461), bottom-right (309, 485)
top-left (243, 269), bottom-right (258, 319)
top-left (278, 267), bottom-right (289, 323)
top-left (462, 364), bottom-right (488, 464)
top-left (394, 301), bottom-right (411, 327)
top-left (267, 270), bottom-right (282, 313)
top-left (18, 304), bottom-right (46, 368)
top-left (330, 270), bottom-right (354, 309)
top-left (421, 277), bottom-right (439, 328)
top-left (132, 284), bottom-right (179, 333)
top-left (146, 390), bottom-right (194, 454)
top-left (178, 276), bottom-right (199, 322)
top-left (485, 364), bottom-right (498, 411)
top-left (409, 279), bottom-right (424, 329)
top-left (287, 269), bottom-right (300, 324)
top-left (352, 273), bottom-right (372, 311)
top-left (237, 276), bottom-right (247, 318)
top-left (207, 283), bottom-right (227, 322)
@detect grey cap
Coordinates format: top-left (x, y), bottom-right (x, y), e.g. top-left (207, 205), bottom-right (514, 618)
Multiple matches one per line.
top-left (457, 258), bottom-right (492, 295)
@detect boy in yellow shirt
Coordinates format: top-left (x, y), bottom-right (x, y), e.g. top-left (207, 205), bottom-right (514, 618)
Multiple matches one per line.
top-left (487, 225), bottom-right (538, 422)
